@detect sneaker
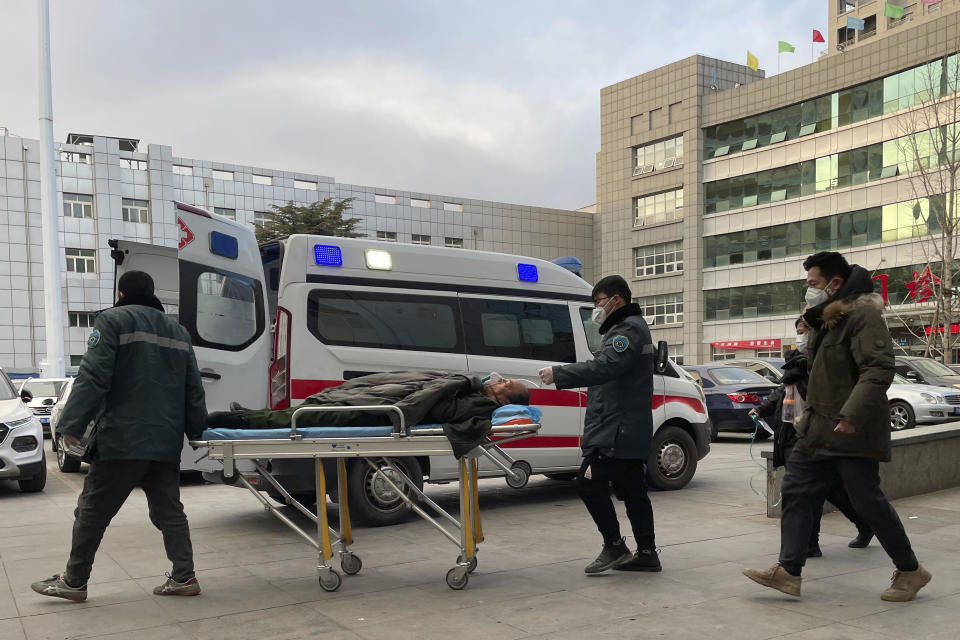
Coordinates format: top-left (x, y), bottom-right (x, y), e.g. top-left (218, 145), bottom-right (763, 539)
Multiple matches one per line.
top-left (742, 563), bottom-right (801, 597)
top-left (30, 574), bottom-right (87, 602)
top-left (848, 531), bottom-right (874, 548)
top-left (153, 573), bottom-right (201, 596)
top-left (881, 564), bottom-right (931, 602)
top-left (614, 548), bottom-right (662, 572)
top-left (806, 545), bottom-right (823, 558)
top-left (584, 539), bottom-right (632, 574)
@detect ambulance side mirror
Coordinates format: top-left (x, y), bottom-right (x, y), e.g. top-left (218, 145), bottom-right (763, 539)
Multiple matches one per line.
top-left (655, 341), bottom-right (669, 374)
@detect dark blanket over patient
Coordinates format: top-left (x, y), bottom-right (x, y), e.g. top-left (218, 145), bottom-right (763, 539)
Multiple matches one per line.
top-left (207, 371), bottom-right (503, 458)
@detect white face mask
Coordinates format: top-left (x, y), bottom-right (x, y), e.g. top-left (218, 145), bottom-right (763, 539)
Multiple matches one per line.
top-left (591, 297), bottom-right (613, 325)
top-left (795, 334), bottom-right (808, 352)
top-left (804, 285), bottom-right (830, 308)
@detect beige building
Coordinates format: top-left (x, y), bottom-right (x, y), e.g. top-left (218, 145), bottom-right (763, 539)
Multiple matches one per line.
top-left (597, 1), bottom-right (960, 364)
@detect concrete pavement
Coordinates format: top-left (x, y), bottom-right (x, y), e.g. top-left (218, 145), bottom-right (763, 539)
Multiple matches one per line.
top-left (1, 437), bottom-right (958, 639)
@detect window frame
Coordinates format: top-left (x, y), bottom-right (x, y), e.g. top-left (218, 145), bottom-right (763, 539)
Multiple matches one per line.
top-left (178, 260), bottom-right (265, 352)
top-left (65, 248), bottom-right (96, 274)
top-left (121, 198), bottom-right (150, 223)
top-left (62, 193), bottom-right (94, 219)
top-left (460, 297), bottom-right (577, 363)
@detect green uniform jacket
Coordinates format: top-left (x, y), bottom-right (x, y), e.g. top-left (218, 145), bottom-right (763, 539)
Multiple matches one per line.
top-left (796, 286), bottom-right (893, 462)
top-left (56, 296), bottom-right (207, 463)
top-left (552, 303), bottom-right (655, 460)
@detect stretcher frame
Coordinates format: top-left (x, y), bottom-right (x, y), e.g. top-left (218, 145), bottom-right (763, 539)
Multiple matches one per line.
top-left (192, 404), bottom-right (540, 591)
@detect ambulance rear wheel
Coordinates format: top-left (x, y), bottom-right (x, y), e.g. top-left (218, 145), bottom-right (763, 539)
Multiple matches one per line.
top-left (348, 457), bottom-right (423, 527)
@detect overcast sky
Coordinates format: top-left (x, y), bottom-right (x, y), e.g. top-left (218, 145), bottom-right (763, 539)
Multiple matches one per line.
top-left (2, 0), bottom-right (825, 209)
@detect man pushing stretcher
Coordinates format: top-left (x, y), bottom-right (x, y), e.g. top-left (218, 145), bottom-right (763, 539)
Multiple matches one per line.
top-left (206, 371), bottom-right (530, 458)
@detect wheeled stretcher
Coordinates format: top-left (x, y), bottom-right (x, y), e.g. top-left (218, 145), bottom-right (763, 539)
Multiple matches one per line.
top-left (192, 404), bottom-right (541, 591)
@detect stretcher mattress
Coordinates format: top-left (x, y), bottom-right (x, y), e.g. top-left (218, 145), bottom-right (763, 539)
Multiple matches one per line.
top-left (200, 404), bottom-right (543, 442)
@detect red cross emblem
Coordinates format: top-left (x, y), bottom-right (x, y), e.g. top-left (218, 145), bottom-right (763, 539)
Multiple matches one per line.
top-left (177, 217), bottom-right (195, 250)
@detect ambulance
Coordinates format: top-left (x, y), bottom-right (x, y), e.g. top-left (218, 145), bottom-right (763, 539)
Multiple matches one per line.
top-left (110, 202), bottom-right (712, 525)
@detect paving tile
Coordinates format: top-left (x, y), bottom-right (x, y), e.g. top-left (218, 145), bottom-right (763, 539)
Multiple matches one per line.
top-left (0, 619), bottom-right (25, 640)
top-left (135, 566), bottom-right (299, 623)
top-left (471, 589), bottom-right (631, 635)
top-left (300, 585), bottom-right (462, 628)
top-left (19, 599), bottom-right (173, 640)
top-left (185, 604), bottom-right (361, 640)
top-left (774, 622), bottom-right (897, 639)
top-left (844, 601), bottom-right (960, 638)
top-left (350, 606), bottom-right (528, 640)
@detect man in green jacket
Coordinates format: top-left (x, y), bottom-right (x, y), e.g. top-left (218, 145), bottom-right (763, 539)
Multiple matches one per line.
top-left (32, 271), bottom-right (207, 603)
top-left (744, 252), bottom-right (931, 602)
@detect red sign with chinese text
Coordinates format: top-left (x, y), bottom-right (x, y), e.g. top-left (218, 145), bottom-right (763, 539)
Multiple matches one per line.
top-left (710, 339), bottom-right (782, 350)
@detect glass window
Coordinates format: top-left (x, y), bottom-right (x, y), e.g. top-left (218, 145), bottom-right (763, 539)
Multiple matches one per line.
top-left (69, 311), bottom-right (97, 328)
top-left (294, 179), bottom-right (318, 191)
top-left (634, 241), bottom-right (683, 277)
top-left (444, 237), bottom-right (464, 248)
top-left (195, 272), bottom-right (258, 346)
top-left (20, 380), bottom-right (67, 398)
top-left (121, 198), bottom-right (149, 223)
top-left (633, 134), bottom-right (683, 172)
top-left (376, 231), bottom-right (397, 242)
top-left (253, 211), bottom-right (270, 228)
top-left (634, 188), bottom-right (684, 226)
top-left (211, 169), bottom-right (234, 181)
top-left (172, 165), bottom-right (193, 176)
top-left (252, 174), bottom-right (272, 185)
top-left (462, 299), bottom-right (575, 362)
top-left (62, 193), bottom-right (93, 219)
top-left (443, 202), bottom-right (463, 212)
top-left (637, 293), bottom-right (683, 325)
top-left (411, 234), bottom-right (431, 245)
top-left (374, 194), bottom-right (396, 204)
top-left (306, 290), bottom-right (461, 353)
top-left (65, 248), bottom-right (96, 273)
top-left (214, 207), bottom-right (236, 220)
top-left (579, 307), bottom-right (603, 353)
top-left (707, 367), bottom-right (770, 385)
top-left (411, 198), bottom-right (430, 208)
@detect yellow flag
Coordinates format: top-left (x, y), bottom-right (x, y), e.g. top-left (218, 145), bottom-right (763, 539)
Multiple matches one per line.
top-left (746, 51), bottom-right (759, 71)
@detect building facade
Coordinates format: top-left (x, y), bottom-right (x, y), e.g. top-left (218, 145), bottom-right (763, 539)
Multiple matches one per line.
top-left (0, 134), bottom-right (594, 373)
top-left (598, 0), bottom-right (960, 364)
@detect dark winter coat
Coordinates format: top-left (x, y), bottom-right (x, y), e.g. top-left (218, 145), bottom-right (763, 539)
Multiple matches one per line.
top-left (755, 350), bottom-right (808, 467)
top-left (552, 303), bottom-right (655, 460)
top-left (796, 265), bottom-right (894, 461)
top-left (239, 371), bottom-right (501, 458)
top-left (56, 294), bottom-right (207, 463)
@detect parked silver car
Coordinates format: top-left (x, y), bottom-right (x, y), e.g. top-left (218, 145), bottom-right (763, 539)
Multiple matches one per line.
top-left (49, 378), bottom-right (84, 472)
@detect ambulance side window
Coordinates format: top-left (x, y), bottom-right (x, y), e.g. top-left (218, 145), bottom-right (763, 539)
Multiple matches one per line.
top-left (578, 307), bottom-right (602, 354)
top-left (461, 299), bottom-right (575, 363)
top-left (179, 260), bottom-right (265, 351)
top-left (306, 290), bottom-right (462, 352)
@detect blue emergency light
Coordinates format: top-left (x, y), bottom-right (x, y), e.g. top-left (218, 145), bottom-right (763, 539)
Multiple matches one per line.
top-left (517, 263), bottom-right (539, 282)
top-left (209, 231), bottom-right (239, 260)
top-left (314, 244), bottom-right (343, 267)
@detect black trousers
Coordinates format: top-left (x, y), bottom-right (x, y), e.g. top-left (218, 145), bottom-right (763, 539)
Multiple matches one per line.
top-left (577, 455), bottom-right (655, 550)
top-left (782, 443), bottom-right (872, 548)
top-left (779, 447), bottom-right (917, 576)
top-left (66, 460), bottom-right (195, 586)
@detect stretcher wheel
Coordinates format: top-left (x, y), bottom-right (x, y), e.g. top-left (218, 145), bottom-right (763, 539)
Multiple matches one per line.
top-left (457, 554), bottom-right (478, 573)
top-left (446, 567), bottom-right (469, 590)
top-left (340, 553), bottom-right (362, 575)
top-left (506, 461), bottom-right (531, 489)
top-left (319, 569), bottom-right (342, 592)
top-left (219, 468), bottom-right (241, 485)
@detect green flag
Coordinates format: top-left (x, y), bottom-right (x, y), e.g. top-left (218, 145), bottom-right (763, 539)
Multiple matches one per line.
top-left (778, 40), bottom-right (795, 53)
top-left (884, 2), bottom-right (904, 19)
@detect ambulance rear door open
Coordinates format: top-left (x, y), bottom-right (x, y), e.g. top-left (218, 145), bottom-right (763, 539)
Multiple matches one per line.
top-left (110, 201), bottom-right (271, 414)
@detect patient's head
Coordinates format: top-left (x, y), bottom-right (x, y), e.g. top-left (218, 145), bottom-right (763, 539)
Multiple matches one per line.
top-left (483, 378), bottom-right (530, 406)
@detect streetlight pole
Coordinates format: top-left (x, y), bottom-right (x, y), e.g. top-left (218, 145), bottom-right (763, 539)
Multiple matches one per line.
top-left (37, 0), bottom-right (65, 377)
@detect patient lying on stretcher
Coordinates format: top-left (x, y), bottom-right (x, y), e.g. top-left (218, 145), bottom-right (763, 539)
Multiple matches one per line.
top-left (205, 371), bottom-right (530, 458)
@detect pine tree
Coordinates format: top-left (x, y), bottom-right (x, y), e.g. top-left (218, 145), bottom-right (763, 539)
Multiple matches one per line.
top-left (255, 198), bottom-right (362, 243)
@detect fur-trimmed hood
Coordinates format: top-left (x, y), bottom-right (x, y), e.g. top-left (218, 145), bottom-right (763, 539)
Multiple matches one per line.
top-left (823, 292), bottom-right (885, 329)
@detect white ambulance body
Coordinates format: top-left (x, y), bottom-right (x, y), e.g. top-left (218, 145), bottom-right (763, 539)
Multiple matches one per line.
top-left (111, 202), bottom-right (712, 524)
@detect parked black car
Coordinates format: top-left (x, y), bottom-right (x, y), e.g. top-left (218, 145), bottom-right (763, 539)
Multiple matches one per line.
top-left (682, 365), bottom-right (778, 441)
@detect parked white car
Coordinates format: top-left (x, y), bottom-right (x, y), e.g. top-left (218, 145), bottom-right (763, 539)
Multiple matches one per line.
top-left (17, 377), bottom-right (70, 437)
top-left (0, 367), bottom-right (47, 492)
top-left (888, 373), bottom-right (960, 431)
top-left (49, 378), bottom-right (86, 472)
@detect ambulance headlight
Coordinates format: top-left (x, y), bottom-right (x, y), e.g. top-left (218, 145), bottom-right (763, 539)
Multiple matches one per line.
top-left (365, 249), bottom-right (393, 271)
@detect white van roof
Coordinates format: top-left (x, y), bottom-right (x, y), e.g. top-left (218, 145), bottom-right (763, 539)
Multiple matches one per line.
top-left (279, 235), bottom-right (592, 301)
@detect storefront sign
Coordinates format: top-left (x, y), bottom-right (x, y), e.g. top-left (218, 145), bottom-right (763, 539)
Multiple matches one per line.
top-left (925, 324), bottom-right (960, 336)
top-left (710, 339), bottom-right (781, 350)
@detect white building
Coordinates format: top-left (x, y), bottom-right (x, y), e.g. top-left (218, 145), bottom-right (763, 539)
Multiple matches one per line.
top-left (0, 132), bottom-right (595, 374)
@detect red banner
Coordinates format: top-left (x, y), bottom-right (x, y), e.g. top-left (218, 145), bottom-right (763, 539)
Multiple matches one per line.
top-left (925, 324), bottom-right (960, 335)
top-left (710, 339), bottom-right (781, 350)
